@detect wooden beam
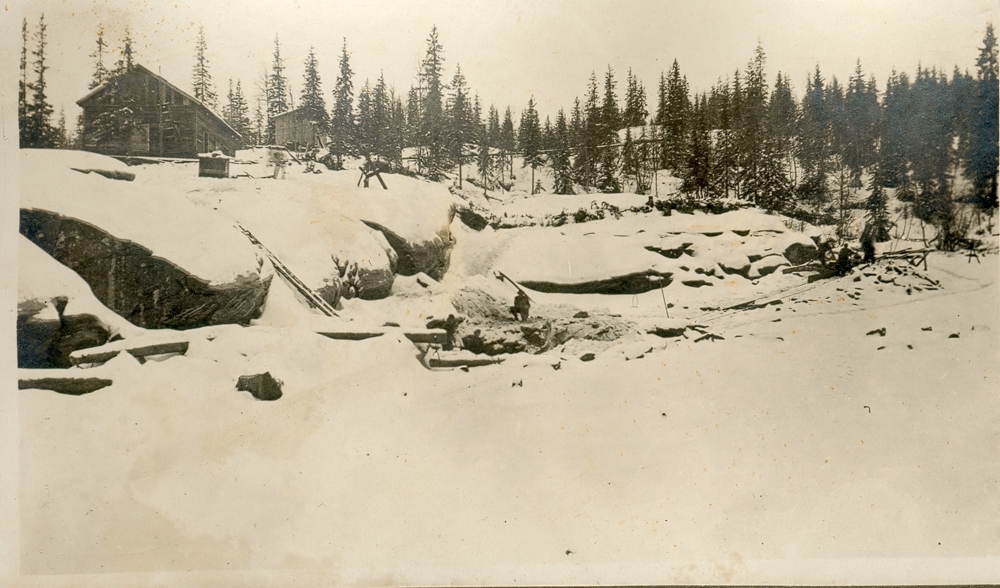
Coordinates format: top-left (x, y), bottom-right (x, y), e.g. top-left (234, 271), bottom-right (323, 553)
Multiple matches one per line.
top-left (428, 356), bottom-right (504, 368)
top-left (316, 328), bottom-right (448, 346)
top-left (18, 376), bottom-right (113, 395)
top-left (70, 339), bottom-right (190, 366)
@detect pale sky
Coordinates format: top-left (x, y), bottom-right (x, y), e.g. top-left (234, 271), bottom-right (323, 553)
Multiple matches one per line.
top-left (10, 0), bottom-right (1000, 124)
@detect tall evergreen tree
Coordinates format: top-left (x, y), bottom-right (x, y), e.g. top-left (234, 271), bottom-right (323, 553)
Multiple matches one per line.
top-left (329, 38), bottom-right (356, 168)
top-left (622, 68), bottom-right (648, 127)
top-left (386, 89), bottom-right (406, 169)
top-left (596, 68), bottom-right (623, 194)
top-left (418, 25), bottom-right (448, 179)
top-left (552, 108), bottom-right (575, 194)
top-left (878, 69), bottom-right (912, 190)
top-left (660, 59), bottom-right (690, 173)
top-left (682, 93), bottom-right (713, 198)
top-left (709, 77), bottom-right (738, 197)
top-left (573, 72), bottom-right (602, 188)
top-left (620, 126), bottom-right (641, 192)
top-left (600, 65), bottom-right (621, 137)
top-left (769, 71), bottom-right (798, 184)
top-left (736, 43), bottom-right (775, 206)
top-left (299, 47), bottom-right (329, 134)
top-left (499, 106), bottom-right (517, 181)
top-left (266, 34), bottom-right (288, 144)
top-left (113, 25), bottom-right (135, 74)
top-left (23, 14), bottom-right (58, 148)
top-left (968, 23), bottom-right (999, 209)
top-left (224, 79), bottom-right (252, 144)
top-left (19, 18), bottom-right (29, 147)
top-left (477, 105), bottom-right (501, 193)
top-left (797, 65), bottom-right (832, 216)
top-left (54, 107), bottom-right (68, 148)
top-left (191, 26), bottom-right (217, 109)
top-left (842, 61), bottom-right (880, 178)
top-left (370, 74), bottom-right (394, 163)
top-left (356, 80), bottom-right (374, 157)
top-left (910, 66), bottom-right (956, 230)
top-left (518, 97), bottom-right (543, 193)
top-left (446, 64), bottom-right (474, 187)
top-left (864, 172), bottom-right (893, 242)
top-left (89, 25), bottom-right (109, 90)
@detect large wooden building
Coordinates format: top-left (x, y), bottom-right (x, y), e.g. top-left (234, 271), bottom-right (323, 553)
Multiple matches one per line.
top-left (77, 64), bottom-right (241, 158)
top-left (273, 108), bottom-right (326, 150)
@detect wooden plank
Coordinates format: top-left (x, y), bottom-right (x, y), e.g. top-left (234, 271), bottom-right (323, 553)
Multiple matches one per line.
top-left (316, 328), bottom-right (448, 346)
top-left (126, 341), bottom-right (190, 363)
top-left (69, 349), bottom-right (121, 366)
top-left (428, 356), bottom-right (504, 369)
top-left (19, 377), bottom-right (113, 395)
top-left (70, 339), bottom-right (189, 366)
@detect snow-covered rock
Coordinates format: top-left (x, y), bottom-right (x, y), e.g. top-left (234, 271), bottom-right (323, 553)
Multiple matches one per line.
top-left (20, 149), bottom-right (273, 329)
top-left (748, 254), bottom-right (790, 279)
top-left (17, 236), bottom-right (146, 367)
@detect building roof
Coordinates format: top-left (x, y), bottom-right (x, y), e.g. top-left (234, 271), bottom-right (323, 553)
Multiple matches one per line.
top-left (272, 107), bottom-right (324, 126)
top-left (77, 63), bottom-right (241, 139)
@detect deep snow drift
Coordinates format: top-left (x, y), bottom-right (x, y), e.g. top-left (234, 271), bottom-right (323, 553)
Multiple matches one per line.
top-left (14, 149), bottom-right (1000, 585)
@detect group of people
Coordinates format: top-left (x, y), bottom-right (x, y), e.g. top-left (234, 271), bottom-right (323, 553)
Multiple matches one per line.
top-left (815, 223), bottom-right (878, 277)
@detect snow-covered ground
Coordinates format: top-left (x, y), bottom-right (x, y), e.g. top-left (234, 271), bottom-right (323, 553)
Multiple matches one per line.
top-left (10, 149), bottom-right (1000, 585)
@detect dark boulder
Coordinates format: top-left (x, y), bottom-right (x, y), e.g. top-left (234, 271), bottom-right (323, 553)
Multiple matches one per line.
top-left (21, 208), bottom-right (271, 330)
top-left (236, 372), bottom-right (283, 401)
top-left (17, 296), bottom-right (111, 369)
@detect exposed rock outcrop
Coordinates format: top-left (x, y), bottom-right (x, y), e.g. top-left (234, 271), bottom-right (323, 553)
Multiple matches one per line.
top-left (21, 208), bottom-right (271, 329)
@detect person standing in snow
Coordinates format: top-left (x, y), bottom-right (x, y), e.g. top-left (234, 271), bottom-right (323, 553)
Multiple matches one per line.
top-left (835, 244), bottom-right (855, 276)
top-left (268, 147), bottom-right (289, 179)
top-left (860, 223), bottom-right (876, 264)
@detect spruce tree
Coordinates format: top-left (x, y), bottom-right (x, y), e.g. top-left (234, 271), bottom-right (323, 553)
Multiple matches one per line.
top-left (56, 107), bottom-right (68, 148)
top-left (600, 65), bottom-right (621, 137)
top-left (622, 68), bottom-right (648, 128)
top-left (518, 97), bottom-right (543, 193)
top-left (386, 90), bottom-right (406, 169)
top-left (19, 18), bottom-right (29, 147)
top-left (299, 47), bottom-right (329, 134)
top-left (968, 23), bottom-right (999, 209)
top-left (878, 69), bottom-right (911, 190)
top-left (446, 64), bottom-right (474, 187)
top-left (574, 72), bottom-right (602, 188)
top-left (478, 105), bottom-right (499, 193)
top-left (24, 14), bottom-right (58, 148)
top-left (266, 35), bottom-right (288, 144)
top-left (330, 38), bottom-right (356, 168)
top-left (552, 108), bottom-right (575, 194)
top-left (418, 26), bottom-right (448, 179)
top-left (89, 25), bottom-right (109, 89)
top-left (682, 93), bottom-right (713, 198)
top-left (769, 72), bottom-right (798, 184)
top-left (542, 116), bottom-right (554, 152)
top-left (355, 80), bottom-right (374, 157)
top-left (225, 79), bottom-right (252, 144)
top-left (371, 74), bottom-right (393, 164)
top-left (620, 126), bottom-right (641, 192)
top-left (910, 66), bottom-right (956, 231)
top-left (736, 43), bottom-right (772, 206)
top-left (192, 26), bottom-right (217, 109)
top-left (660, 59), bottom-right (690, 173)
top-left (499, 106), bottom-right (517, 181)
top-left (113, 25), bottom-right (135, 75)
top-left (709, 77), bottom-right (738, 198)
top-left (797, 66), bottom-right (832, 217)
top-left (843, 61), bottom-right (880, 178)
top-left (864, 173), bottom-right (893, 242)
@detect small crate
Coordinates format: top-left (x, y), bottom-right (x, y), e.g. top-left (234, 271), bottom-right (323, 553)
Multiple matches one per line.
top-left (198, 152), bottom-right (231, 178)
